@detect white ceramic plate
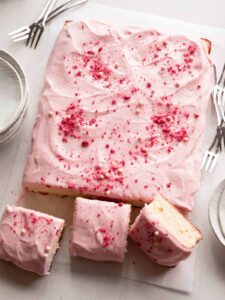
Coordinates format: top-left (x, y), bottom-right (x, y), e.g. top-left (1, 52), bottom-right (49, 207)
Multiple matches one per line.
top-left (218, 184), bottom-right (225, 238)
top-left (209, 179), bottom-right (225, 246)
top-left (0, 51), bottom-right (28, 145)
top-left (0, 50), bottom-right (28, 101)
top-left (0, 57), bottom-right (24, 134)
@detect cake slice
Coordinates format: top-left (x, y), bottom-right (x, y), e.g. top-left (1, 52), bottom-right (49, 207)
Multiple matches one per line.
top-left (70, 197), bottom-right (131, 262)
top-left (129, 194), bottom-right (202, 266)
top-left (0, 206), bottom-right (65, 275)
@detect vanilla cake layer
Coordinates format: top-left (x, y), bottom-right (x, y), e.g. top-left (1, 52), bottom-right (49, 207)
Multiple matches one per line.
top-left (24, 21), bottom-right (214, 210)
top-left (129, 194), bottom-right (202, 266)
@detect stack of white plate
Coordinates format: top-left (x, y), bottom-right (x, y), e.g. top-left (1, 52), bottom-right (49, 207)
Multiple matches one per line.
top-left (0, 50), bottom-right (28, 146)
top-left (209, 180), bottom-right (225, 247)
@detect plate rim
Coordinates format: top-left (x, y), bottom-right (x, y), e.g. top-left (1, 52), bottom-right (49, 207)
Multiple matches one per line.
top-left (0, 56), bottom-right (24, 134)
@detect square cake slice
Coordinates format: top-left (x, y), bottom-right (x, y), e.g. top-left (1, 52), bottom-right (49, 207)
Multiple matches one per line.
top-left (24, 20), bottom-right (214, 210)
top-left (70, 197), bottom-right (131, 262)
top-left (0, 206), bottom-right (65, 275)
top-left (129, 194), bottom-right (202, 266)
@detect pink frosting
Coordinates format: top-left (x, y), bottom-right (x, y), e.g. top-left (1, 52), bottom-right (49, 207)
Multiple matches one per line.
top-left (129, 200), bottom-right (202, 266)
top-left (70, 197), bottom-right (131, 262)
top-left (23, 20), bottom-right (214, 210)
top-left (0, 206), bottom-right (65, 275)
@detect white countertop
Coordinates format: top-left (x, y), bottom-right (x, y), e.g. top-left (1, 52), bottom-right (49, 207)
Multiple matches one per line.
top-left (0, 1), bottom-right (225, 299)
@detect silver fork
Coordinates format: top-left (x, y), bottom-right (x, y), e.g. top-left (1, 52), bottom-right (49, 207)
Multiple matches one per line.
top-left (201, 65), bottom-right (225, 173)
top-left (9, 0), bottom-right (88, 43)
top-left (8, 0), bottom-right (51, 42)
top-left (213, 64), bottom-right (225, 125)
top-left (26, 0), bottom-right (57, 49)
top-left (201, 126), bottom-right (223, 172)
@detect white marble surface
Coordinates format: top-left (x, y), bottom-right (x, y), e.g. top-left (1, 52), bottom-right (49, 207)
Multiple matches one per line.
top-left (0, 0), bottom-right (225, 299)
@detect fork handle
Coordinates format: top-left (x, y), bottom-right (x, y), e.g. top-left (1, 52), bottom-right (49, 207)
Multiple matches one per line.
top-left (212, 88), bottom-right (222, 126)
top-left (217, 128), bottom-right (223, 152)
top-left (36, 0), bottom-right (51, 23)
top-left (47, 0), bottom-right (74, 19)
top-left (40, 0), bottom-right (87, 24)
top-left (218, 63), bottom-right (225, 85)
top-left (208, 126), bottom-right (222, 151)
top-left (42, 0), bottom-right (57, 25)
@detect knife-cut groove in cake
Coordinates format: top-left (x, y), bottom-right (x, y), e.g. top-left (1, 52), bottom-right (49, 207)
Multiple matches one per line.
top-left (23, 20), bottom-right (214, 210)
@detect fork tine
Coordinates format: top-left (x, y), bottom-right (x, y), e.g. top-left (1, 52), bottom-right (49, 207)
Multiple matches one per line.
top-left (26, 25), bottom-right (35, 46)
top-left (202, 63), bottom-right (225, 174)
top-left (201, 151), bottom-right (209, 169)
top-left (209, 155), bottom-right (219, 173)
top-left (218, 63), bottom-right (225, 85)
top-left (32, 0), bottom-right (55, 49)
top-left (204, 153), bottom-right (213, 171)
top-left (13, 34), bottom-right (29, 42)
top-left (30, 26), bottom-right (39, 48)
top-left (8, 26), bottom-right (28, 36)
top-left (10, 28), bottom-right (30, 40)
top-left (34, 27), bottom-right (44, 49)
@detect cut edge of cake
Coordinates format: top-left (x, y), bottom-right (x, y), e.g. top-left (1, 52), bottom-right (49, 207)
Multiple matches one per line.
top-left (147, 194), bottom-right (202, 249)
top-left (129, 194), bottom-right (202, 266)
